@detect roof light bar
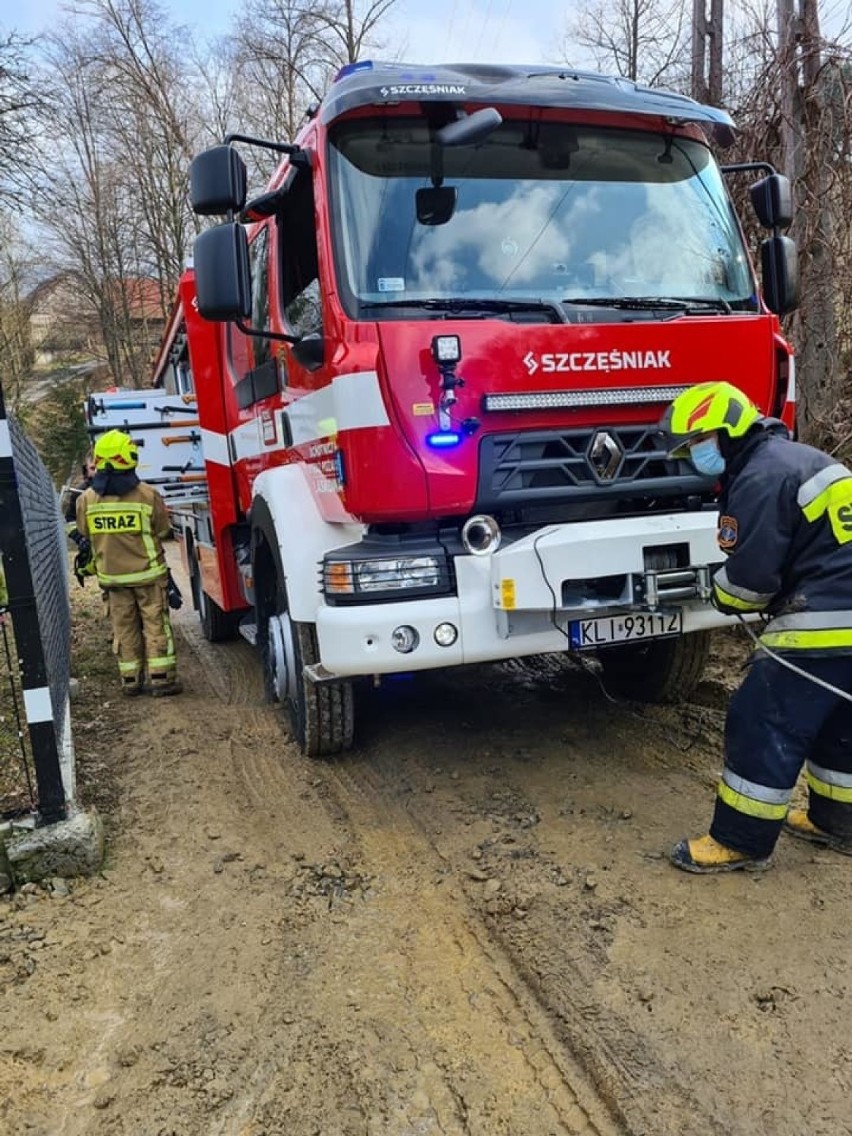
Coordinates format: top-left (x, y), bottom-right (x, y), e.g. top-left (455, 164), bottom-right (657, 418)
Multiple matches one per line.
top-left (482, 385), bottom-right (691, 413)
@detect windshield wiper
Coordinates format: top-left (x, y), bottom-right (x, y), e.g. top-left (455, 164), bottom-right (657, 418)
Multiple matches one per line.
top-left (359, 297), bottom-right (568, 322)
top-left (561, 296), bottom-right (734, 314)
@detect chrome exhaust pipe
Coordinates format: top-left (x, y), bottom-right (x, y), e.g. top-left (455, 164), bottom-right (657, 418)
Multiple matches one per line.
top-left (461, 514), bottom-right (502, 555)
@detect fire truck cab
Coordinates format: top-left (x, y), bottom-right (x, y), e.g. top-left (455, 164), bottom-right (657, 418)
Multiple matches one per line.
top-left (140, 61), bottom-right (798, 756)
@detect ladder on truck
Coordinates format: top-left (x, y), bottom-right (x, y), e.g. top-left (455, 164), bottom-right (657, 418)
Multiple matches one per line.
top-left (85, 390), bottom-right (208, 509)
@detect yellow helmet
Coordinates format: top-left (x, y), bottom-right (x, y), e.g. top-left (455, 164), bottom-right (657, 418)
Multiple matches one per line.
top-left (660, 382), bottom-right (761, 459)
top-left (93, 429), bottom-right (139, 471)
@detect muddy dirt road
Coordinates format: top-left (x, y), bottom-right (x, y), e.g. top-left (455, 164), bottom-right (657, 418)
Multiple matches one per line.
top-left (1, 574), bottom-right (850, 1136)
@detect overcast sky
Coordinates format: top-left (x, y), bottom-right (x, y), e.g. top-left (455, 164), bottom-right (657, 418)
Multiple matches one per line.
top-left (3, 0), bottom-right (568, 65)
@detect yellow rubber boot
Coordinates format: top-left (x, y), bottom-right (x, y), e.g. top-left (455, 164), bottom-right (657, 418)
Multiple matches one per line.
top-left (670, 834), bottom-right (771, 874)
top-left (784, 809), bottom-right (852, 855)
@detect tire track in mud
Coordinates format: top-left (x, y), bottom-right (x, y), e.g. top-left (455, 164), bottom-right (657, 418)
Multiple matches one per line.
top-left (343, 664), bottom-right (734, 1136)
top-left (316, 756), bottom-right (623, 1136)
top-left (171, 611), bottom-right (725, 1133)
top-left (179, 626), bottom-right (621, 1134)
top-left (177, 617), bottom-right (262, 707)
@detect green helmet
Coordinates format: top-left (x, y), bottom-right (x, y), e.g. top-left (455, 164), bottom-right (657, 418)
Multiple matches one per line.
top-left (93, 429), bottom-right (139, 471)
top-left (660, 381), bottom-right (761, 458)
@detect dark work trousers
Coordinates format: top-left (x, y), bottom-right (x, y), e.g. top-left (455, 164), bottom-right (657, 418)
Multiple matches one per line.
top-left (711, 654), bottom-right (852, 858)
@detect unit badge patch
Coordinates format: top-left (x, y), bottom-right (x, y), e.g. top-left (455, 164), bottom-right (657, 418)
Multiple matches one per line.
top-left (718, 515), bottom-right (738, 550)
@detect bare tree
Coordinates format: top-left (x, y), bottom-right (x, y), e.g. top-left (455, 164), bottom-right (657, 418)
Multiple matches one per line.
top-left (562, 0), bottom-right (691, 85)
top-left (229, 0), bottom-right (399, 185)
top-left (305, 0), bottom-right (398, 67)
top-left (27, 0), bottom-right (210, 384)
top-left (35, 28), bottom-right (152, 385)
top-left (0, 211), bottom-right (37, 408)
top-left (231, 0), bottom-right (330, 161)
top-left (0, 31), bottom-right (46, 203)
top-left (75, 0), bottom-right (204, 304)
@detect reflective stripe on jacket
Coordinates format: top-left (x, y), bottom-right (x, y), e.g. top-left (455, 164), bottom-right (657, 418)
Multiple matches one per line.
top-left (711, 423), bottom-right (852, 653)
top-left (77, 482), bottom-right (170, 588)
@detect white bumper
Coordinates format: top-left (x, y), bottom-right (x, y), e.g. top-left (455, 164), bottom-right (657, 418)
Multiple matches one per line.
top-left (316, 510), bottom-right (730, 677)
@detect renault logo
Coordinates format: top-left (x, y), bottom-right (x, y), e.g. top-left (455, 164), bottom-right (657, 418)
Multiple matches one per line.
top-left (588, 431), bottom-right (624, 481)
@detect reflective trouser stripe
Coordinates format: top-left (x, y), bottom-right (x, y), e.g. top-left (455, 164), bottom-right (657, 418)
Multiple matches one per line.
top-left (143, 586), bottom-right (176, 679)
top-left (108, 583), bottom-right (176, 682)
top-left (717, 780), bottom-right (790, 820)
top-left (807, 761), bottom-right (852, 789)
top-left (806, 769), bottom-right (852, 803)
top-left (148, 601), bottom-right (176, 673)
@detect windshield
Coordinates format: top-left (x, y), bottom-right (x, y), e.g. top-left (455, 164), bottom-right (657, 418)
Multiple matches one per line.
top-left (326, 117), bottom-right (756, 316)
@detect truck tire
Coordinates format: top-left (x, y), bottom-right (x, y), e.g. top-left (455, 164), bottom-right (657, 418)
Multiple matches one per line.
top-left (189, 545), bottom-right (236, 643)
top-left (262, 574), bottom-right (354, 758)
top-left (597, 630), bottom-right (711, 705)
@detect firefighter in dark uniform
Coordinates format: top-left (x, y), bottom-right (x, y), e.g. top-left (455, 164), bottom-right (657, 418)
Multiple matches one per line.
top-left (660, 381), bottom-right (852, 872)
top-left (77, 429), bottom-right (182, 697)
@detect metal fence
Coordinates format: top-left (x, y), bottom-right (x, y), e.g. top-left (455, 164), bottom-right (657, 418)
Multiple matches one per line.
top-left (0, 385), bottom-right (73, 823)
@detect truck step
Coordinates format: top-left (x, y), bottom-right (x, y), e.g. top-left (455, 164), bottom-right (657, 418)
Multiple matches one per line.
top-left (238, 620), bottom-right (257, 646)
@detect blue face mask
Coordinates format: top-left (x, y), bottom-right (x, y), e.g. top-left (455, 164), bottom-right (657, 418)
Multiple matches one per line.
top-left (689, 437), bottom-right (726, 478)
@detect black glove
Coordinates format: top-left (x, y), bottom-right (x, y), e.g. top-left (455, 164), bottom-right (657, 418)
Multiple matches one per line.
top-left (74, 535), bottom-right (91, 556)
top-left (73, 544), bottom-right (95, 587)
top-left (166, 572), bottom-right (183, 610)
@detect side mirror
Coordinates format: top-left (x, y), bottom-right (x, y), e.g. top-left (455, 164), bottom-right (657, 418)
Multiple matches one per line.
top-left (189, 146), bottom-right (247, 216)
top-left (761, 235), bottom-right (798, 315)
top-left (750, 174), bottom-right (793, 230)
top-left (416, 186), bottom-right (458, 226)
top-left (193, 224), bottom-right (251, 321)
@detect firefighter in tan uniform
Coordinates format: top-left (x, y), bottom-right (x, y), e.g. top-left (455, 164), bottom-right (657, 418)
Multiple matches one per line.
top-left (77, 429), bottom-right (182, 697)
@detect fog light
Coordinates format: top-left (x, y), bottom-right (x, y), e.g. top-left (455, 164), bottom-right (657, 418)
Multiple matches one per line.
top-left (434, 622), bottom-right (458, 647)
top-left (391, 625), bottom-right (419, 653)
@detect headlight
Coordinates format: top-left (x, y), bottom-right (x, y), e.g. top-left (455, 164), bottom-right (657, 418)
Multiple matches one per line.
top-left (356, 556), bottom-right (440, 592)
top-left (322, 553), bottom-right (450, 603)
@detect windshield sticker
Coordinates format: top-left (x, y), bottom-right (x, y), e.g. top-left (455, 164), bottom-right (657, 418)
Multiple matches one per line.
top-left (523, 350), bottom-right (672, 375)
top-left (378, 277), bottom-right (405, 292)
top-left (379, 84), bottom-right (467, 98)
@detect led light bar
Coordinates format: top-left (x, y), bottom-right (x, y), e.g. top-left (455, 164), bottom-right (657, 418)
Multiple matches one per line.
top-left (426, 430), bottom-right (462, 448)
top-left (482, 385), bottom-right (691, 412)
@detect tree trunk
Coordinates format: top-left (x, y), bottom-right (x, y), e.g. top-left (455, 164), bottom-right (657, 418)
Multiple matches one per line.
top-left (778, 0), bottom-right (839, 441)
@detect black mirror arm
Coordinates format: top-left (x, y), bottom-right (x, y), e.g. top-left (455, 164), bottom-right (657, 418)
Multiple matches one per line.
top-left (224, 132), bottom-right (302, 156)
top-left (235, 319), bottom-right (300, 344)
top-left (240, 189), bottom-right (286, 222)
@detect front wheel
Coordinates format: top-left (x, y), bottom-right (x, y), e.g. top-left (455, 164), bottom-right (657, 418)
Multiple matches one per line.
top-left (263, 582), bottom-right (354, 758)
top-left (597, 630), bottom-right (711, 704)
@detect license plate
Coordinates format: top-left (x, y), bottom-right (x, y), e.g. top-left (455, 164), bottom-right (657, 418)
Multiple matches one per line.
top-left (569, 610), bottom-right (682, 649)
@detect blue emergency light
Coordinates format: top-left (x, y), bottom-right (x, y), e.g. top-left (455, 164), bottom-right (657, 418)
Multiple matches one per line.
top-left (426, 430), bottom-right (462, 449)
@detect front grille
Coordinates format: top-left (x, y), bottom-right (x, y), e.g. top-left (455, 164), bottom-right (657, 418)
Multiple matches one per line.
top-left (477, 425), bottom-right (709, 509)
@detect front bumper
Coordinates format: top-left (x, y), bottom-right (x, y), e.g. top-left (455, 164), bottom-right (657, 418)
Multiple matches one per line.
top-left (315, 510), bottom-right (728, 677)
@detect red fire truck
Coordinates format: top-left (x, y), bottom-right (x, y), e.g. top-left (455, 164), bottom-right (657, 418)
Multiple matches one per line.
top-left (94, 61), bottom-right (799, 756)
